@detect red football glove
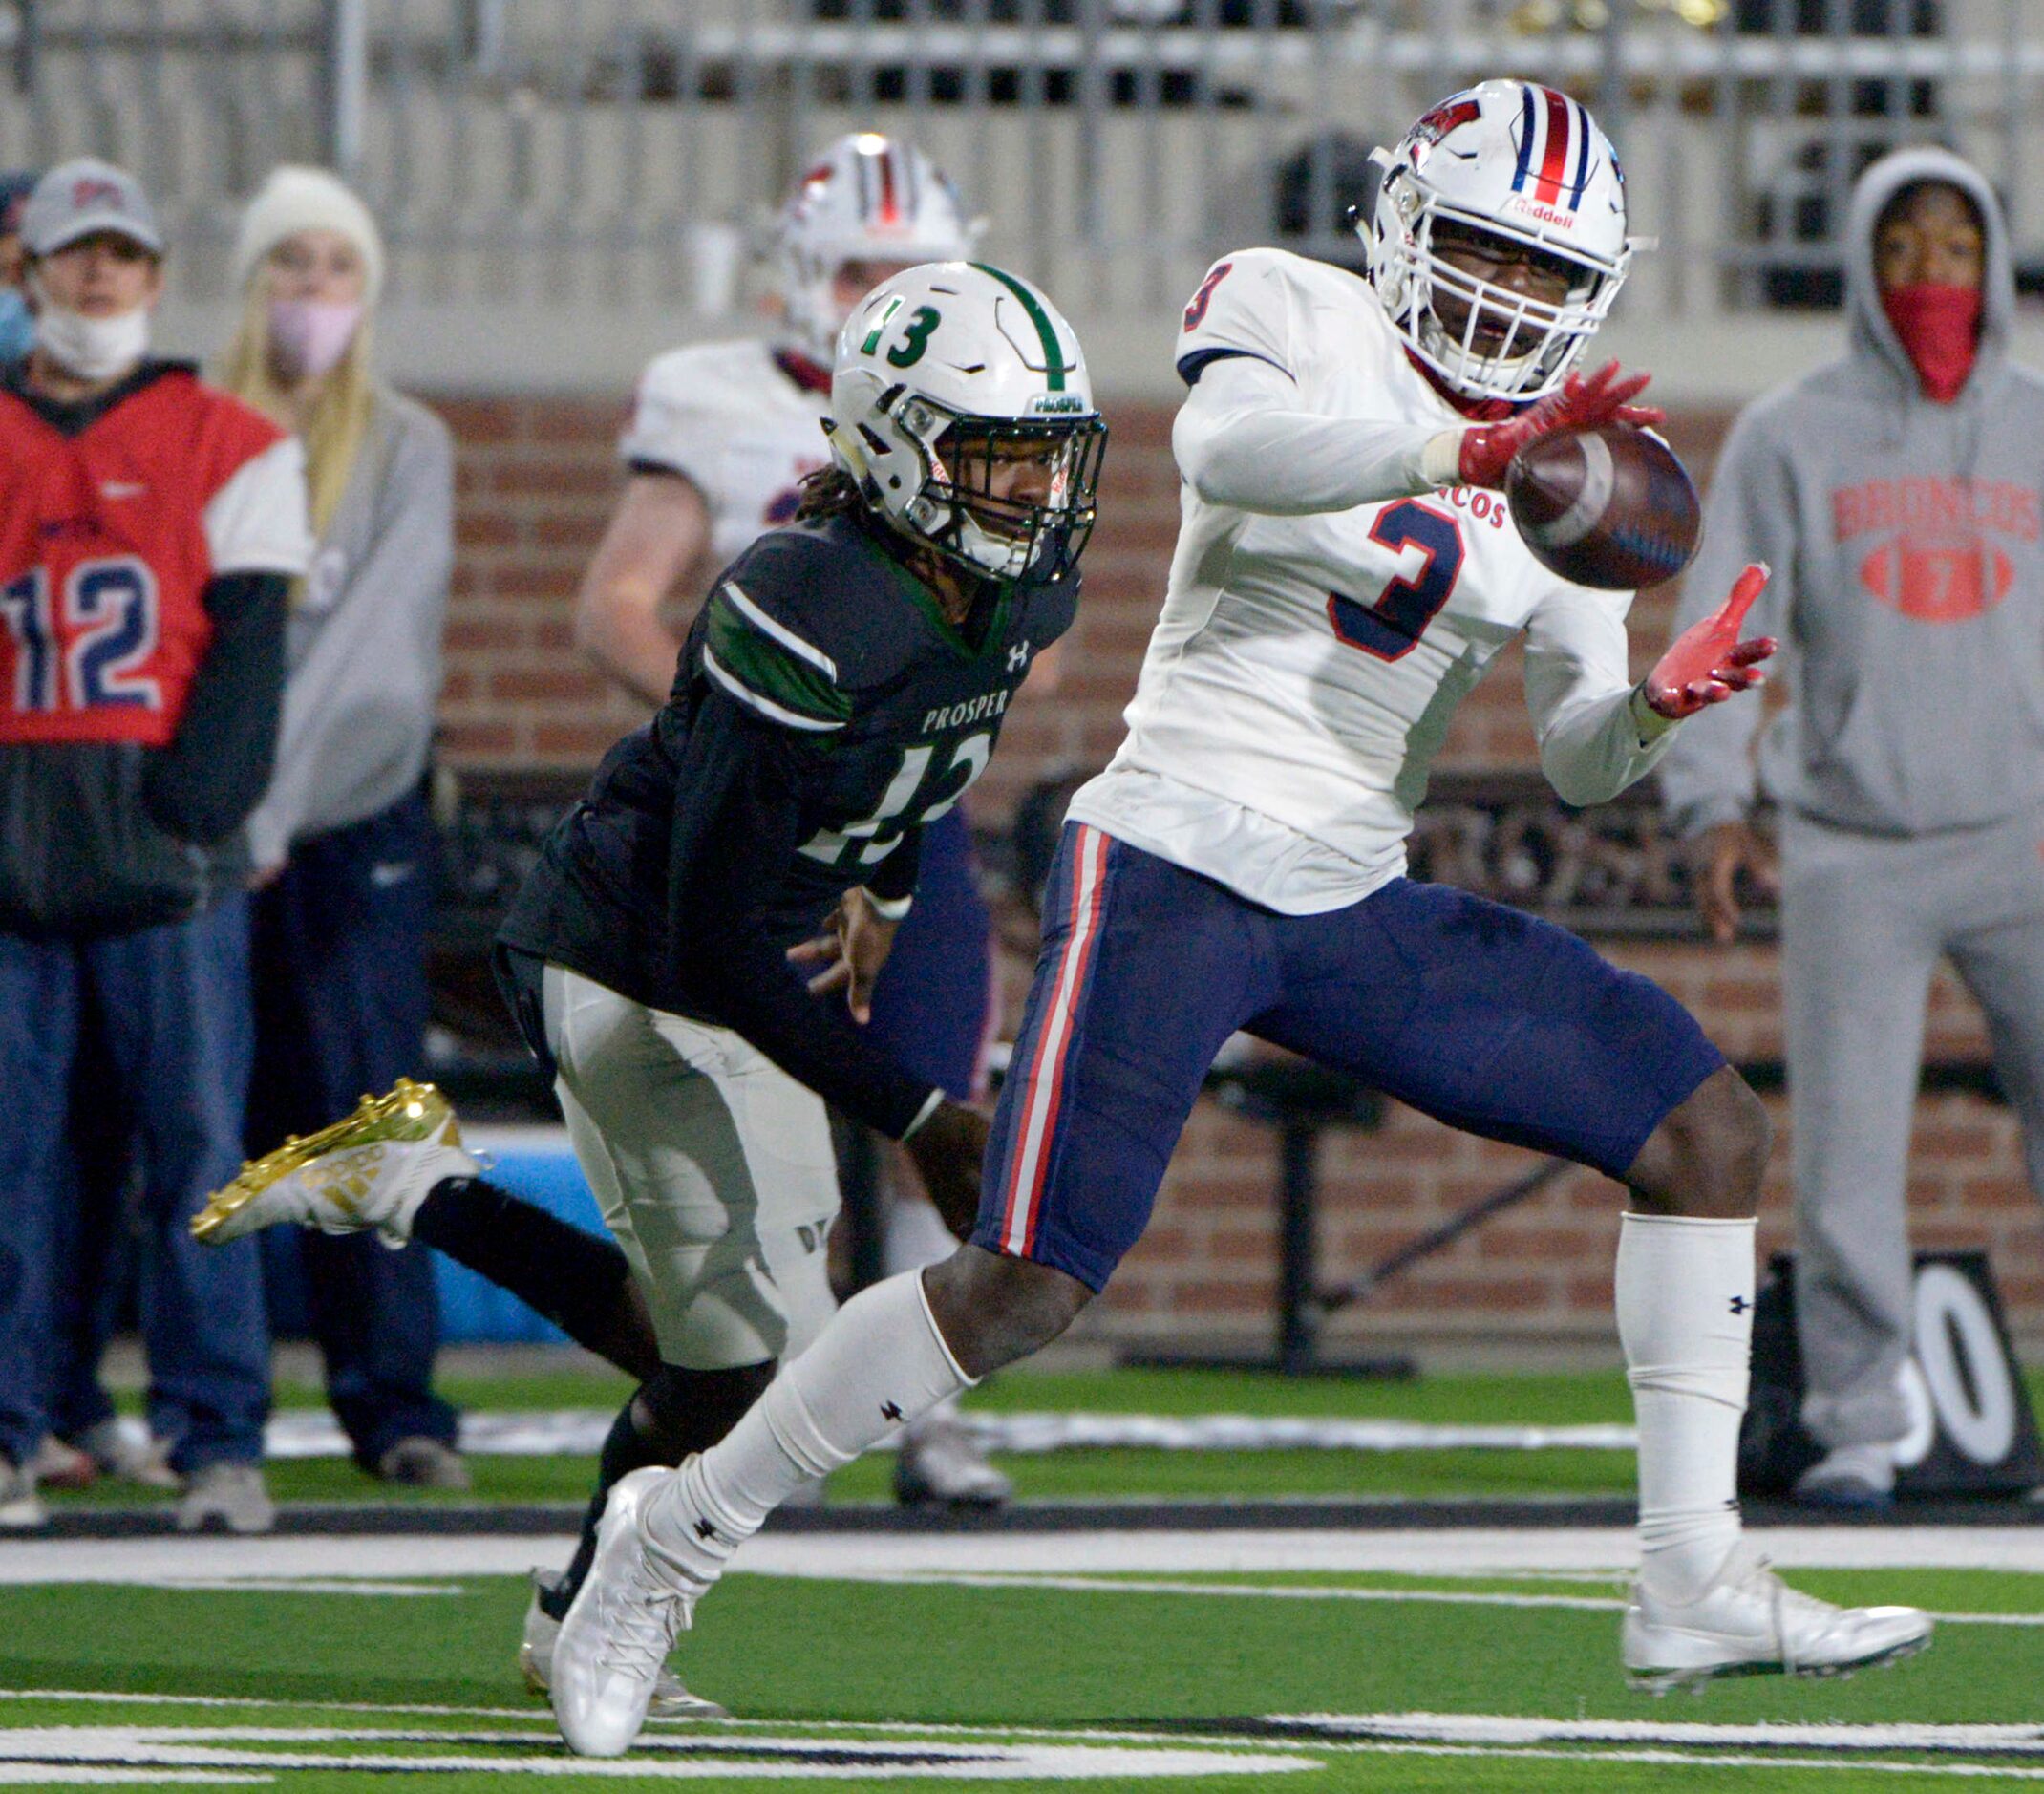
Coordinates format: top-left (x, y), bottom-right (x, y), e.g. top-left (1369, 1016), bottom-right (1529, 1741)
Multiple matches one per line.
top-left (1457, 359), bottom-right (1665, 491)
top-left (1641, 563), bottom-right (1777, 720)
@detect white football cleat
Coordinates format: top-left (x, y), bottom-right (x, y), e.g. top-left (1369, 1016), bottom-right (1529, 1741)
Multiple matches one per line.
top-left (1623, 1542), bottom-right (1931, 1692)
top-left (191, 1078), bottom-right (477, 1247)
top-left (521, 1568), bottom-right (726, 1719)
top-left (895, 1415), bottom-right (1011, 1508)
top-left (550, 1467), bottom-right (709, 1757)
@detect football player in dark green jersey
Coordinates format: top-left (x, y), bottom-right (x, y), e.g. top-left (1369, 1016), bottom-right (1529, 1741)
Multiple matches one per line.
top-left (195, 263), bottom-right (1105, 1723)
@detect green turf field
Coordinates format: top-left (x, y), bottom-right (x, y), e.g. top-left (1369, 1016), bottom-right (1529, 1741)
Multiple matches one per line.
top-left (0, 1559), bottom-right (2031, 1788)
top-left (9, 1363), bottom-right (2040, 1787)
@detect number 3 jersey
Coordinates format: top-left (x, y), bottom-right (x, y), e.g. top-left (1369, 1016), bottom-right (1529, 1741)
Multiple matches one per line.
top-left (1070, 247), bottom-right (1671, 915)
top-left (500, 510), bottom-right (1075, 1138)
top-left (0, 363), bottom-right (309, 745)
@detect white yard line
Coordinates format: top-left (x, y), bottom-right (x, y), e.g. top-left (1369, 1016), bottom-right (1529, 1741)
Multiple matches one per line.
top-left (1280, 1743), bottom-right (2044, 1780)
top-left (0, 1776), bottom-right (265, 1786)
top-left (0, 1725), bottom-right (1309, 1781)
top-left (264, 1408), bottom-right (1642, 1460)
top-left (1279, 1712), bottom-right (2044, 1751)
top-left (5, 1525), bottom-right (2044, 1586)
top-left (16, 1702), bottom-right (2044, 1783)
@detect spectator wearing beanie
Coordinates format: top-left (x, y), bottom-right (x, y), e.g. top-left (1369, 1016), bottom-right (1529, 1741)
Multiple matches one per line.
top-left (216, 165), bottom-right (465, 1489)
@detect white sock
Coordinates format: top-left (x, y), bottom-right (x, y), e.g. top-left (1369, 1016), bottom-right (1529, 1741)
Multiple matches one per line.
top-left (1615, 1211), bottom-right (1756, 1604)
top-left (644, 1271), bottom-right (971, 1578)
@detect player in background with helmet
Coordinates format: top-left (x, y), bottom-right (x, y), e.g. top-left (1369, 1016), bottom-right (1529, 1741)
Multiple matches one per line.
top-left (530, 83), bottom-right (1927, 1759)
top-left (574, 133), bottom-right (1015, 1507)
top-left (1660, 148), bottom-right (2044, 1507)
top-left (198, 262), bottom-right (1104, 1731)
top-left (0, 160), bottom-right (312, 1533)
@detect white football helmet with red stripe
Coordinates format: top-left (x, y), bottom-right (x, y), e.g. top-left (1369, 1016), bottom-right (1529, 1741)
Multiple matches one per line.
top-left (1365, 80), bottom-right (1638, 403)
top-left (775, 134), bottom-right (984, 363)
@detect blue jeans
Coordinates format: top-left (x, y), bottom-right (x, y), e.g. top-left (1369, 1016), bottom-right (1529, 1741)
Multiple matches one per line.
top-left (246, 791), bottom-right (457, 1470)
top-left (0, 894), bottom-right (268, 1472)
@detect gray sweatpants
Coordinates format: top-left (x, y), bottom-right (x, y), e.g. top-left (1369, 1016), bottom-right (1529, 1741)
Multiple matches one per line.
top-left (1781, 804), bottom-right (2044, 1449)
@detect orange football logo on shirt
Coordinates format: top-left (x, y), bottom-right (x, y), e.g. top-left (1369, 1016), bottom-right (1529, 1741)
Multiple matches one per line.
top-left (1857, 534), bottom-right (2013, 621)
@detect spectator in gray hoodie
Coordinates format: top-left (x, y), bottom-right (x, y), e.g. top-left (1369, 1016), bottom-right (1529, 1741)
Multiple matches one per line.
top-left (1659, 146), bottom-right (2044, 1506)
top-left (219, 166), bottom-right (465, 1488)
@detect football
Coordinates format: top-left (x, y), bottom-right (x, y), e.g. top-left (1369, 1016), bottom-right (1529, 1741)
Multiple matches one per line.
top-left (1505, 424), bottom-right (1703, 591)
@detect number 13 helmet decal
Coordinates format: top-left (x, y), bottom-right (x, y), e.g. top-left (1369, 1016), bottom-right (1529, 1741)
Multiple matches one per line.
top-left (828, 263), bottom-right (1107, 586)
top-left (1365, 79), bottom-right (1641, 404)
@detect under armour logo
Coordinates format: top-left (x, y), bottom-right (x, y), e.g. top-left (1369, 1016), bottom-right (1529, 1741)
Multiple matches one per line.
top-left (1729, 1294), bottom-right (1750, 1314)
top-left (1008, 641), bottom-right (1031, 673)
top-left (881, 1401), bottom-right (904, 1423)
top-left (694, 1517), bottom-right (719, 1542)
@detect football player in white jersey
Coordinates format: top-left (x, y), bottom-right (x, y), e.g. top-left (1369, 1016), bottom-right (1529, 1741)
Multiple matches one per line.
top-left (579, 133), bottom-right (986, 695)
top-left (539, 83), bottom-right (1930, 1752)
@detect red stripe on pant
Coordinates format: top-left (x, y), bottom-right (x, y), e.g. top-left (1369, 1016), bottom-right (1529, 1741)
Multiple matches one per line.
top-left (997, 825), bottom-right (1111, 1258)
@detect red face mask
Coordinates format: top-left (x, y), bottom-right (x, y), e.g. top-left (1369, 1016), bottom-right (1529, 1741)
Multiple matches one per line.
top-left (1880, 283), bottom-right (1982, 404)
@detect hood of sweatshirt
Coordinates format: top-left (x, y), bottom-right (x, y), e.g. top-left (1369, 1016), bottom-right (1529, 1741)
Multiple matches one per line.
top-left (1844, 145), bottom-right (2012, 405)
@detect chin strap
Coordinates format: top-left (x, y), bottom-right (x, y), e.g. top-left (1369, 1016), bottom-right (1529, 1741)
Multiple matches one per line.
top-left (1404, 347), bottom-right (1522, 422)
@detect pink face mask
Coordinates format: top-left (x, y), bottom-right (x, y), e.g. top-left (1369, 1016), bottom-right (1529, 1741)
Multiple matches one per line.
top-left (268, 297), bottom-right (364, 379)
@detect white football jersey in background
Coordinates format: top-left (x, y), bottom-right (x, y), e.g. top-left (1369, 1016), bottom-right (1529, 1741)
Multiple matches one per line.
top-left (1071, 246), bottom-right (1668, 915)
top-left (619, 340), bottom-right (831, 570)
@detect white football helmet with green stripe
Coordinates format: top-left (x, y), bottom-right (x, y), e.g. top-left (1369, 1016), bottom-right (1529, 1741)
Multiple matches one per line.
top-left (827, 262), bottom-right (1106, 584)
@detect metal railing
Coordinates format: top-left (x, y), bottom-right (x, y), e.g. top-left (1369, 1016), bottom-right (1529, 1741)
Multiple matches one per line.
top-left (1, 0), bottom-right (2037, 323)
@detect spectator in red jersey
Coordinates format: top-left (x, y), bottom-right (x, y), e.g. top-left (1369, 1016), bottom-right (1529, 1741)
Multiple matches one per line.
top-left (0, 160), bottom-right (311, 1532)
top-left (220, 166), bottom-right (465, 1490)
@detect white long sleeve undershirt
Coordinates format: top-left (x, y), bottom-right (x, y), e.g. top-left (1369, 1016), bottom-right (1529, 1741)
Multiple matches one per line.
top-left (1171, 352), bottom-right (1466, 516)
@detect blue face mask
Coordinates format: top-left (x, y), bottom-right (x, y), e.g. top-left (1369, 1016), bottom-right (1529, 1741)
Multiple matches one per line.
top-left (0, 288), bottom-right (31, 363)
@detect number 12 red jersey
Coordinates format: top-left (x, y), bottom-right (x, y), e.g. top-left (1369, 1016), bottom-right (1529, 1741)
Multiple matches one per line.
top-left (0, 365), bottom-right (310, 748)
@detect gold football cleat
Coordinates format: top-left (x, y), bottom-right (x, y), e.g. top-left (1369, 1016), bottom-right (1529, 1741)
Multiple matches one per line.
top-left (191, 1077), bottom-right (466, 1245)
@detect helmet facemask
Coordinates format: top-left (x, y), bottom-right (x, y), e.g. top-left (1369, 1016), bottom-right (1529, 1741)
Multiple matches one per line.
top-left (1371, 166), bottom-right (1630, 403)
top-left (897, 403), bottom-right (1106, 584)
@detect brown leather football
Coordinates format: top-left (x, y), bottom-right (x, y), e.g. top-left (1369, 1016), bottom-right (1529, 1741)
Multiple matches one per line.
top-left (1505, 424), bottom-right (1702, 591)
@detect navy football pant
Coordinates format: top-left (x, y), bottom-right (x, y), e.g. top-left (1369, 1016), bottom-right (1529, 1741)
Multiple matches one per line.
top-left (976, 824), bottom-right (1724, 1292)
top-left (862, 808), bottom-right (995, 1101)
top-left (246, 789), bottom-right (458, 1470)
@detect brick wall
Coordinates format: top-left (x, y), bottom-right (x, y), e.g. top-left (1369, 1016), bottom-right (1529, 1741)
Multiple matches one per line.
top-left (428, 393), bottom-right (2044, 1350)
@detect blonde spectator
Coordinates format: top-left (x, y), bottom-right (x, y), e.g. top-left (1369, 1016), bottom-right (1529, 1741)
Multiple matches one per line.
top-left (221, 165), bottom-right (466, 1489)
